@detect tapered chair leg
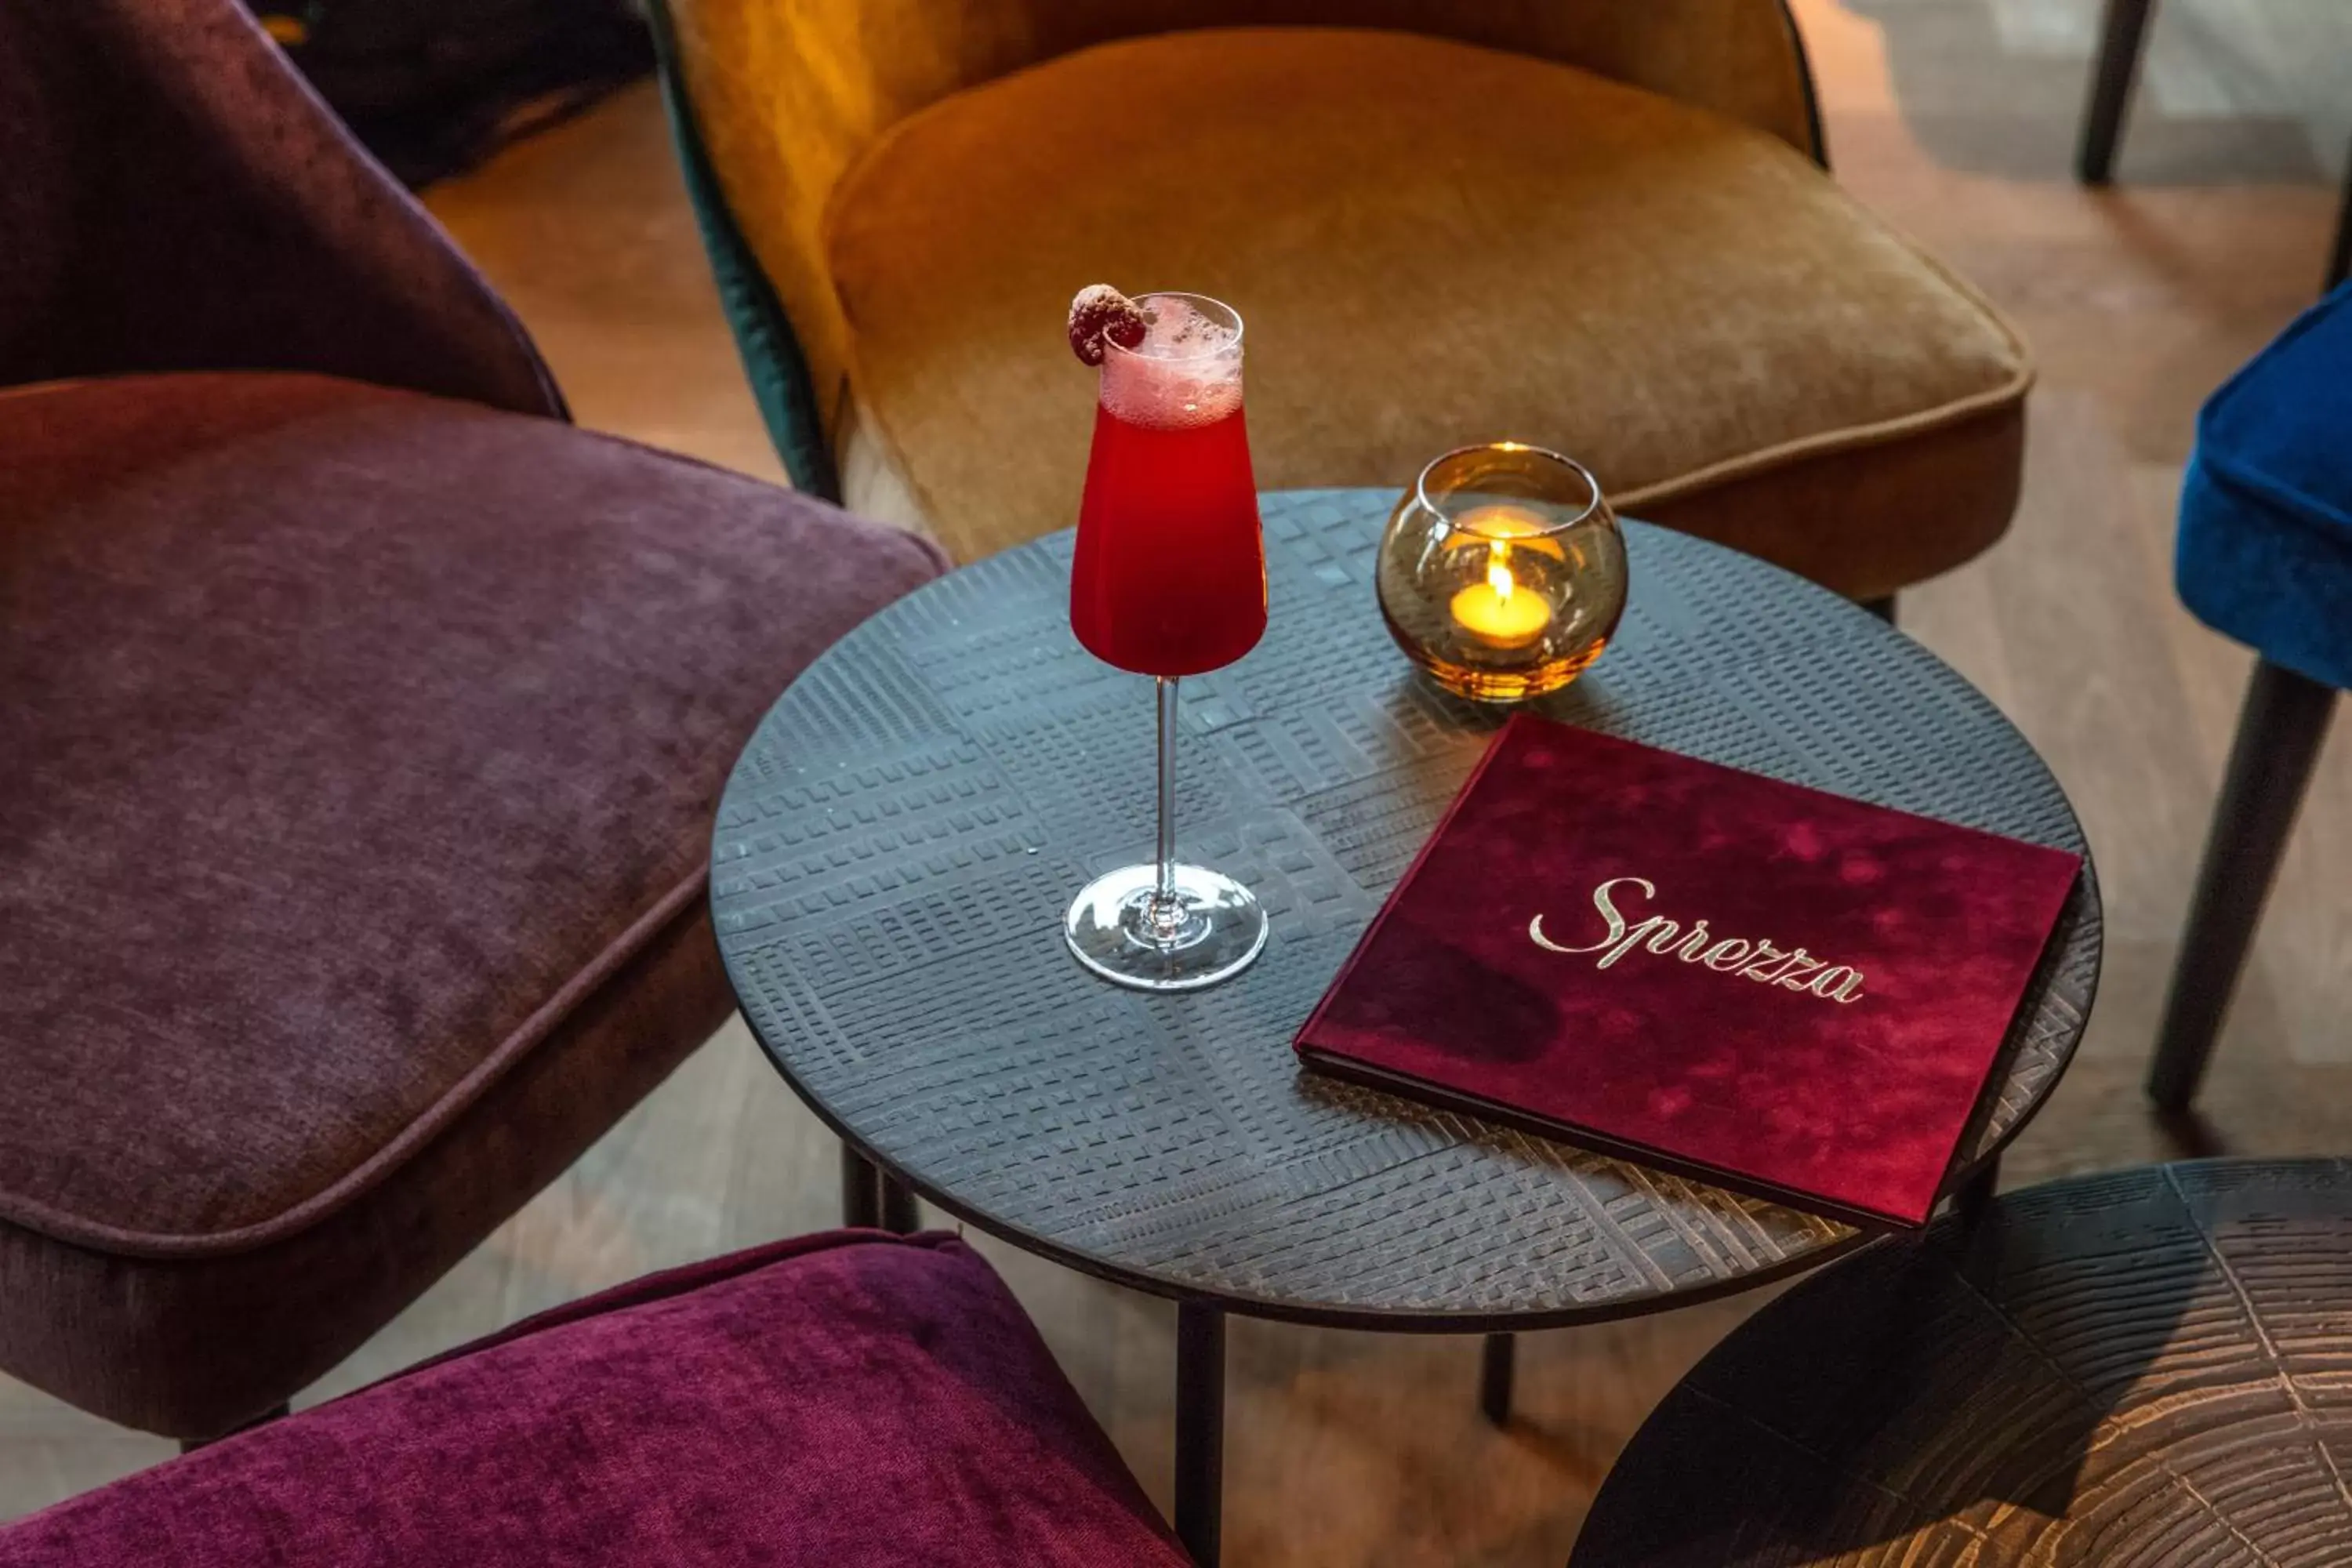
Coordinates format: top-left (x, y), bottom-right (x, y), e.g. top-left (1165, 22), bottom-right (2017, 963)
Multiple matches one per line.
top-left (2078, 0), bottom-right (2157, 183)
top-left (2149, 659), bottom-right (2337, 1110)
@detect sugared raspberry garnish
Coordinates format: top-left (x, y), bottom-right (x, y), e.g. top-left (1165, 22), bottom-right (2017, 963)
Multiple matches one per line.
top-left (1068, 285), bottom-right (1149, 366)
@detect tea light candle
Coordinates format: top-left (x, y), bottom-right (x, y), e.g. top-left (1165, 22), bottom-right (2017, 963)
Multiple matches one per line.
top-left (1377, 443), bottom-right (1621, 702)
top-left (1446, 506), bottom-right (1556, 648)
top-left (1450, 554), bottom-right (1552, 648)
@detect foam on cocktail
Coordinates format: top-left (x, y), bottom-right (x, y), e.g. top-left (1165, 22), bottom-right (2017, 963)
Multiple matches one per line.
top-left (1099, 297), bottom-right (1243, 432)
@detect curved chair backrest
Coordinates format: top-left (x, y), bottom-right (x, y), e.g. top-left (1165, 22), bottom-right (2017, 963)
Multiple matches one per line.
top-left (0, 0), bottom-right (561, 416)
top-left (655, 0), bottom-right (1822, 495)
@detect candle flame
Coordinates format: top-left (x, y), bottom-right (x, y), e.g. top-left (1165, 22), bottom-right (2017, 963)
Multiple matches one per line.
top-left (1487, 559), bottom-right (1514, 604)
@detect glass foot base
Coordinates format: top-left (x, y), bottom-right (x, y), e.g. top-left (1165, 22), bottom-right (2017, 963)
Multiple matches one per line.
top-left (1065, 863), bottom-right (1268, 993)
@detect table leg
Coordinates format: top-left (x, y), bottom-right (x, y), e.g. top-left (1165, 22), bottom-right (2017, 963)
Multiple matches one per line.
top-left (1479, 1333), bottom-right (1517, 1427)
top-left (2326, 133), bottom-right (2352, 292)
top-left (880, 1174), bottom-right (920, 1234)
top-left (1953, 1156), bottom-right (2001, 1226)
top-left (840, 1144), bottom-right (882, 1229)
top-left (1174, 1301), bottom-right (1226, 1567)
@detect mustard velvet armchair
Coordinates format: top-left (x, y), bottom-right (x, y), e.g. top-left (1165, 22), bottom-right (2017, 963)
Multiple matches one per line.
top-left (653, 0), bottom-right (2031, 604)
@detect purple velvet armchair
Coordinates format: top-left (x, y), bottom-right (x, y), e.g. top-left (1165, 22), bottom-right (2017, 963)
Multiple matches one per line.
top-left (0, 0), bottom-right (955, 1450)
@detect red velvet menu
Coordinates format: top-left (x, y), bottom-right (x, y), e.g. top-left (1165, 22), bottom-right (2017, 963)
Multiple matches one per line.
top-left (1294, 715), bottom-right (2081, 1229)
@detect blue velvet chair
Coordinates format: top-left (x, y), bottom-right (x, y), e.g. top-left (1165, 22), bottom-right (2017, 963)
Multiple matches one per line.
top-left (2151, 281), bottom-right (2352, 1109)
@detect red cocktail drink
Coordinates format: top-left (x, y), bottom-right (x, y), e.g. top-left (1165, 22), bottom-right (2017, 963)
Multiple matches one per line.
top-left (1061, 289), bottom-right (1269, 993)
top-left (1070, 298), bottom-right (1265, 677)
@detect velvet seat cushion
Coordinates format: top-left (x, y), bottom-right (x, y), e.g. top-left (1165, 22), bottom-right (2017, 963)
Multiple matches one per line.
top-left (0, 372), bottom-right (946, 1436)
top-left (822, 27), bottom-right (2032, 597)
top-left (2176, 281), bottom-right (2352, 691)
top-left (0, 1231), bottom-right (1191, 1565)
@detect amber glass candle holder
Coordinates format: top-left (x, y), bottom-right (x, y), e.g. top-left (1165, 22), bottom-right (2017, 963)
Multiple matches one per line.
top-left (1376, 443), bottom-right (1628, 702)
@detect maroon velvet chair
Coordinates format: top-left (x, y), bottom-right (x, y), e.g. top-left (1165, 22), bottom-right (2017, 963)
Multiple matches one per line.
top-left (0, 0), bottom-right (946, 1442)
top-left (0, 1232), bottom-right (1192, 1565)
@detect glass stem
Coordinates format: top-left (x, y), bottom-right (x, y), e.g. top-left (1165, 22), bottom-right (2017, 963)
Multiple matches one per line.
top-left (1154, 675), bottom-right (1179, 919)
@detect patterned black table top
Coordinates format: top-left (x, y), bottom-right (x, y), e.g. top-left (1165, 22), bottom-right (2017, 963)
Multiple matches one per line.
top-left (711, 491), bottom-right (2102, 1330)
top-left (1569, 1160), bottom-right (2352, 1566)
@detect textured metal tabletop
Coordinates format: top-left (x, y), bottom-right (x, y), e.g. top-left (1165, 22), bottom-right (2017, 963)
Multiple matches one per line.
top-left (711, 491), bottom-right (2103, 1330)
top-left (1569, 1160), bottom-right (2351, 1567)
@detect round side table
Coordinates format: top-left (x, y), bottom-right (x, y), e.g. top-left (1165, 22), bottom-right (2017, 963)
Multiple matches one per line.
top-left (1570, 1158), bottom-right (2352, 1567)
top-left (710, 490), bottom-right (2103, 1566)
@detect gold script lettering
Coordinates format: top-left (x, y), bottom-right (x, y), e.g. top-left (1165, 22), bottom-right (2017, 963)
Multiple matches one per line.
top-left (1529, 876), bottom-right (1654, 969)
top-left (1530, 879), bottom-right (1864, 1004)
top-left (1808, 965), bottom-right (1865, 1002)
top-left (1671, 920), bottom-right (1712, 961)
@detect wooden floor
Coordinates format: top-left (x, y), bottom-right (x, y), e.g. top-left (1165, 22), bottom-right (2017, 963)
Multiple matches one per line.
top-left (7, 2), bottom-right (2352, 1559)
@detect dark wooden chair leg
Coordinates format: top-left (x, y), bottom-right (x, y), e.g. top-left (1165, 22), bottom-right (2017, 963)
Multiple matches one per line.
top-left (880, 1174), bottom-right (920, 1234)
top-left (1479, 1332), bottom-right (1516, 1426)
top-left (2078, 0), bottom-right (2157, 183)
top-left (1174, 1301), bottom-right (1227, 1567)
top-left (1860, 594), bottom-right (1896, 626)
top-left (2327, 137), bottom-right (2352, 292)
top-left (2149, 658), bottom-right (2337, 1110)
top-left (840, 1143), bottom-right (882, 1229)
top-left (180, 1401), bottom-right (290, 1454)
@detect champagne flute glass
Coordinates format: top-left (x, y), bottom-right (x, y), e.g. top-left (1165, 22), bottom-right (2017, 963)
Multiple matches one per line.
top-left (1065, 292), bottom-right (1269, 991)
